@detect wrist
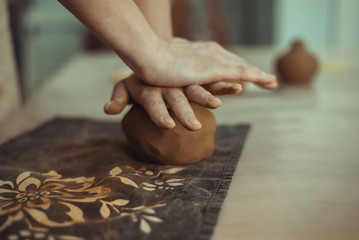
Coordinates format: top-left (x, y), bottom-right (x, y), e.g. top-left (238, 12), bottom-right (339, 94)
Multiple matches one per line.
top-left (130, 38), bottom-right (173, 86)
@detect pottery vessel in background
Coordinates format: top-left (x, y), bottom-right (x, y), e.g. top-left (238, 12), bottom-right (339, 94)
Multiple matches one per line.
top-left (276, 40), bottom-right (318, 86)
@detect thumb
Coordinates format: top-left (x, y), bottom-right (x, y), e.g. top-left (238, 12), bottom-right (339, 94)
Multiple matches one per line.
top-left (104, 81), bottom-right (130, 115)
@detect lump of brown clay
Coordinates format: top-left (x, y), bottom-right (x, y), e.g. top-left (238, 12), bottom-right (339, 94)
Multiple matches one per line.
top-left (276, 40), bottom-right (318, 86)
top-left (122, 103), bottom-right (216, 165)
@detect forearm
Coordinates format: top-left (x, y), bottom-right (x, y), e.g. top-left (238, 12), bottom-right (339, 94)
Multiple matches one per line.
top-left (59, 0), bottom-right (276, 88)
top-left (134, 0), bottom-right (173, 38)
top-left (58, 0), bottom-right (164, 76)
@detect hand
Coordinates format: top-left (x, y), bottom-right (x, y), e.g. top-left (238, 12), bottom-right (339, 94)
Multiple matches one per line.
top-left (140, 38), bottom-right (277, 89)
top-left (59, 1), bottom-right (276, 90)
top-left (104, 74), bottom-right (242, 131)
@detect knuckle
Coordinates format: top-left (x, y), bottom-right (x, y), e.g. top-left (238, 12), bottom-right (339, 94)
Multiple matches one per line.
top-left (193, 41), bottom-right (204, 47)
top-left (183, 111), bottom-right (195, 120)
top-left (171, 94), bottom-right (187, 104)
top-left (258, 71), bottom-right (266, 78)
top-left (165, 88), bottom-right (187, 103)
top-left (205, 41), bottom-right (222, 52)
top-left (204, 41), bottom-right (214, 46)
top-left (166, 87), bottom-right (182, 94)
top-left (208, 82), bottom-right (221, 88)
top-left (238, 66), bottom-right (247, 75)
top-left (146, 100), bottom-right (163, 109)
top-left (142, 87), bottom-right (160, 97)
top-left (205, 41), bottom-right (218, 47)
top-left (187, 85), bottom-right (202, 95)
top-left (210, 68), bottom-right (224, 81)
top-left (212, 42), bottom-right (221, 49)
top-left (204, 93), bottom-right (214, 102)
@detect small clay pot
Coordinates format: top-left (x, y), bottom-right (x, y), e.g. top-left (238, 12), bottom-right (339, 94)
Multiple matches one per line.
top-left (276, 40), bottom-right (318, 86)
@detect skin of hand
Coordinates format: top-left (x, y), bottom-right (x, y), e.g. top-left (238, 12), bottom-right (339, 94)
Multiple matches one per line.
top-left (59, 0), bottom-right (276, 130)
top-left (104, 0), bottom-right (276, 130)
top-left (146, 37), bottom-right (277, 89)
top-left (105, 0), bottom-right (244, 131)
top-left (135, 0), bottom-right (277, 89)
top-left (104, 74), bottom-right (242, 131)
top-left (58, 0), bottom-right (277, 89)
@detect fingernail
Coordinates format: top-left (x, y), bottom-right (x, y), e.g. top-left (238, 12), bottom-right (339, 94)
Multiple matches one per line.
top-left (104, 101), bottom-right (112, 111)
top-left (209, 97), bottom-right (221, 107)
top-left (268, 73), bottom-right (276, 80)
top-left (104, 100), bottom-right (124, 114)
top-left (104, 101), bottom-right (115, 114)
top-left (232, 84), bottom-right (242, 93)
top-left (188, 118), bottom-right (202, 127)
top-left (233, 83), bottom-right (242, 89)
top-left (163, 116), bottom-right (175, 127)
top-left (209, 96), bottom-right (219, 102)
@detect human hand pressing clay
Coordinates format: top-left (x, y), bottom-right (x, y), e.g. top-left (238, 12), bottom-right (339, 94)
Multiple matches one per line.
top-left (122, 103), bottom-right (216, 165)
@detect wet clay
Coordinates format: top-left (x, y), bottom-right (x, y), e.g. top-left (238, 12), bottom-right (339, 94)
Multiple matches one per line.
top-left (276, 40), bottom-right (318, 86)
top-left (122, 103), bottom-right (216, 165)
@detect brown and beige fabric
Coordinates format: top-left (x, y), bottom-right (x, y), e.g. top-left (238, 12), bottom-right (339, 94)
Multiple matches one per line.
top-left (0, 118), bottom-right (249, 240)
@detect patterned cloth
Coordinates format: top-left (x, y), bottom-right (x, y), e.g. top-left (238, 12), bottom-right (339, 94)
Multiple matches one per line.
top-left (0, 118), bottom-right (249, 240)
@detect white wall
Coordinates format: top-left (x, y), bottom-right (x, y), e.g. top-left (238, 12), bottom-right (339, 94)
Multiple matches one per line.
top-left (274, 0), bottom-right (359, 47)
top-left (274, 0), bottom-right (331, 47)
top-left (329, 0), bottom-right (359, 47)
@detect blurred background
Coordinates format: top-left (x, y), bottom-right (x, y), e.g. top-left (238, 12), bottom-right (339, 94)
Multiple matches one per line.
top-left (1, 0), bottom-right (359, 120)
top-left (1, 2), bottom-right (358, 237)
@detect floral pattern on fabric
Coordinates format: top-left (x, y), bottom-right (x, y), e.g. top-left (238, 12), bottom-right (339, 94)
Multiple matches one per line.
top-left (0, 119), bottom-right (249, 240)
top-left (0, 166), bottom-right (185, 239)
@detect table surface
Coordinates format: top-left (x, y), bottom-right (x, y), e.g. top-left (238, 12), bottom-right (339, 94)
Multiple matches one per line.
top-left (1, 47), bottom-right (358, 240)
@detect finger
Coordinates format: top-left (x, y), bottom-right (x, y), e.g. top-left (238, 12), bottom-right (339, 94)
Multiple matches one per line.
top-left (184, 85), bottom-right (221, 109)
top-left (123, 77), bottom-right (176, 129)
top-left (203, 82), bottom-right (242, 96)
top-left (111, 69), bottom-right (133, 83)
top-left (243, 64), bottom-right (277, 87)
top-left (228, 66), bottom-right (277, 89)
top-left (104, 81), bottom-right (130, 115)
top-left (216, 49), bottom-right (278, 88)
top-left (223, 50), bottom-right (248, 65)
top-left (140, 90), bottom-right (176, 129)
top-left (164, 88), bottom-right (202, 131)
top-left (256, 76), bottom-right (278, 89)
top-left (205, 63), bottom-right (269, 86)
top-left (238, 65), bottom-right (276, 85)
